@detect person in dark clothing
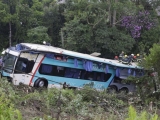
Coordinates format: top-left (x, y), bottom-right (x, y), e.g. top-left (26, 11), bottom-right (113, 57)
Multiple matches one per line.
top-left (122, 55), bottom-right (128, 64)
top-left (128, 54), bottom-right (134, 64)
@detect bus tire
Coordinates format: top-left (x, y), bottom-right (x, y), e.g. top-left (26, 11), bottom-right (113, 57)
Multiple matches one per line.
top-left (7, 77), bottom-right (12, 82)
top-left (108, 85), bottom-right (117, 93)
top-left (34, 79), bottom-right (48, 88)
top-left (119, 88), bottom-right (128, 94)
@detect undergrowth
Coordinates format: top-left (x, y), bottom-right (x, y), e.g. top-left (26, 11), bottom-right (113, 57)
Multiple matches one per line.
top-left (0, 77), bottom-right (159, 120)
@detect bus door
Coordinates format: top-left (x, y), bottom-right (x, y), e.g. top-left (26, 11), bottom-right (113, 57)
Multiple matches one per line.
top-left (12, 52), bottom-right (38, 85)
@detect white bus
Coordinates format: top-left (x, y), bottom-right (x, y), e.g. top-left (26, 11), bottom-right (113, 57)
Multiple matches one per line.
top-left (1, 43), bottom-right (144, 91)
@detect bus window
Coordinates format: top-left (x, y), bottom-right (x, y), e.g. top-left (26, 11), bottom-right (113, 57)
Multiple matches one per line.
top-left (15, 58), bottom-right (34, 73)
top-left (3, 53), bottom-right (17, 73)
top-left (64, 68), bottom-right (81, 79)
top-left (39, 64), bottom-right (112, 82)
top-left (104, 73), bottom-right (112, 81)
top-left (56, 66), bottom-right (65, 77)
top-left (80, 71), bottom-right (95, 80)
top-left (39, 64), bottom-right (65, 77)
top-left (40, 64), bottom-right (53, 75)
top-left (55, 55), bottom-right (67, 61)
top-left (80, 70), bottom-right (112, 82)
top-left (15, 58), bottom-right (27, 73)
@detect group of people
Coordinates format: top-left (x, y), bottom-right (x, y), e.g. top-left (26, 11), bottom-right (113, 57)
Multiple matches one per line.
top-left (114, 51), bottom-right (143, 65)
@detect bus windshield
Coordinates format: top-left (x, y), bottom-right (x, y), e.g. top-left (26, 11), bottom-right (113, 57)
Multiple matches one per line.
top-left (3, 53), bottom-right (17, 73)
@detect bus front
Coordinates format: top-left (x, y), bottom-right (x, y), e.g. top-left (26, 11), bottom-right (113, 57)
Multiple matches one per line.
top-left (1, 48), bottom-right (20, 81)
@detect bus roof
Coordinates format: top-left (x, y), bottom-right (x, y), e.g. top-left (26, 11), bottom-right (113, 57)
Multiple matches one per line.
top-left (20, 43), bottom-right (142, 69)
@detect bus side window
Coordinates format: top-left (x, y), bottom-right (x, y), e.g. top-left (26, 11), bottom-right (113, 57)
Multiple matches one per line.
top-left (97, 76), bottom-right (101, 81)
top-left (65, 68), bottom-right (81, 79)
top-left (100, 73), bottom-right (104, 81)
top-left (104, 73), bottom-right (112, 82)
top-left (88, 72), bottom-right (93, 80)
top-left (80, 70), bottom-right (86, 79)
top-left (40, 64), bottom-right (53, 75)
top-left (57, 66), bottom-right (65, 77)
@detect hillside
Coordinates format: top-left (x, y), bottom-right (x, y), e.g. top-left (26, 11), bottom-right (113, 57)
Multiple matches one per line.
top-left (0, 77), bottom-right (160, 120)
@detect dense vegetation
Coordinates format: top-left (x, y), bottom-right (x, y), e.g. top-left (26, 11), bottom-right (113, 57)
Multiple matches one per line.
top-left (0, 76), bottom-right (160, 120)
top-left (0, 0), bottom-right (160, 58)
top-left (1, 0), bottom-right (160, 119)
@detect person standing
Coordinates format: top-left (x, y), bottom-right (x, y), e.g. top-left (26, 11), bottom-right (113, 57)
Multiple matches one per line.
top-left (119, 51), bottom-right (124, 62)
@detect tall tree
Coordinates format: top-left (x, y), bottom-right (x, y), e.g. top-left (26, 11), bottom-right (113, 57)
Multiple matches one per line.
top-left (15, 0), bottom-right (45, 44)
top-left (27, 26), bottom-right (51, 44)
top-left (0, 0), bottom-right (19, 47)
top-left (142, 43), bottom-right (160, 90)
top-left (62, 0), bottom-right (135, 58)
top-left (42, 0), bottom-right (65, 46)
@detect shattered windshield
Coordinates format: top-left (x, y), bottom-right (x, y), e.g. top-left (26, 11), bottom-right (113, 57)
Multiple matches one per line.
top-left (3, 53), bottom-right (17, 73)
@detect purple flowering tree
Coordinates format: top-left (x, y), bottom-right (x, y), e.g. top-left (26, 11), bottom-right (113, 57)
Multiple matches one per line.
top-left (121, 11), bottom-right (155, 39)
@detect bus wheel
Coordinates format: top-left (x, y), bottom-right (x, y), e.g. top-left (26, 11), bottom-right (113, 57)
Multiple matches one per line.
top-left (7, 77), bottom-right (12, 82)
top-left (108, 86), bottom-right (117, 93)
top-left (35, 79), bottom-right (48, 88)
top-left (119, 88), bottom-right (128, 94)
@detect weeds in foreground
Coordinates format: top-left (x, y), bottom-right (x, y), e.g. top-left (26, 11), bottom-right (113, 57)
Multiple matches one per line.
top-left (0, 77), bottom-right (160, 119)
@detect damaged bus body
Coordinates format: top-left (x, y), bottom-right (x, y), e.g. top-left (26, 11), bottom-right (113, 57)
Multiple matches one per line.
top-left (1, 43), bottom-right (144, 91)
top-left (1, 47), bottom-right (20, 81)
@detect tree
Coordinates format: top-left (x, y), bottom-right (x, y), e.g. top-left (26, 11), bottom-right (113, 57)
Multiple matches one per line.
top-left (42, 0), bottom-right (65, 47)
top-left (0, 0), bottom-right (19, 47)
top-left (143, 43), bottom-right (160, 73)
top-left (27, 26), bottom-right (51, 44)
top-left (141, 43), bottom-right (160, 94)
top-left (15, 0), bottom-right (45, 44)
top-left (121, 10), bottom-right (156, 39)
top-left (62, 0), bottom-right (135, 58)
top-left (140, 26), bottom-right (160, 54)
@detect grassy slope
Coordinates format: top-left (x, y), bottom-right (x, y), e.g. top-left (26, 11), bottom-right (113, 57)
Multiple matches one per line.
top-left (0, 77), bottom-right (160, 120)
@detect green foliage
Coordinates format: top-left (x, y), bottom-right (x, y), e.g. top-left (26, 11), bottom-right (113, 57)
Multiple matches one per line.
top-left (99, 27), bottom-right (135, 56)
top-left (1, 76), bottom-right (160, 119)
top-left (143, 44), bottom-right (160, 72)
top-left (43, 0), bottom-right (65, 46)
top-left (140, 26), bottom-right (160, 54)
top-left (27, 26), bottom-right (51, 44)
top-left (125, 106), bottom-right (159, 120)
top-left (126, 74), bottom-right (157, 103)
top-left (0, 94), bottom-right (22, 120)
top-left (63, 1), bottom-right (136, 57)
top-left (151, 114), bottom-right (159, 120)
top-left (126, 106), bottom-right (137, 120)
top-left (31, 0), bottom-right (44, 25)
top-left (0, 0), bottom-right (159, 58)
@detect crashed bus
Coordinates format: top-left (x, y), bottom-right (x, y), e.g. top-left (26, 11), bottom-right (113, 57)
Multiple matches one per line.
top-left (1, 43), bottom-right (144, 92)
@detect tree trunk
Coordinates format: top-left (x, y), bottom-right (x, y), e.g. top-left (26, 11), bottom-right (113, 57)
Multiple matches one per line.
top-left (112, 0), bottom-right (117, 27)
top-left (108, 0), bottom-right (112, 26)
top-left (61, 28), bottom-right (64, 48)
top-left (9, 22), bottom-right (12, 47)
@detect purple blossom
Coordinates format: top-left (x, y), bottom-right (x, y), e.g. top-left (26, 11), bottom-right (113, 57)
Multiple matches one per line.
top-left (121, 10), bottom-right (154, 39)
